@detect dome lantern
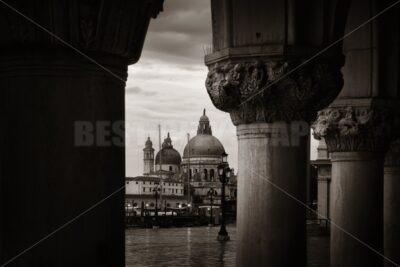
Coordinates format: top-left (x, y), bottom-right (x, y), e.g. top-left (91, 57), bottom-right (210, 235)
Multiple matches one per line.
top-left (162, 132), bottom-right (173, 148)
top-left (197, 109), bottom-right (212, 135)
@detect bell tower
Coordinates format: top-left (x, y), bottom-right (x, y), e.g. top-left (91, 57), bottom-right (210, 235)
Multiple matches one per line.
top-left (143, 136), bottom-right (155, 174)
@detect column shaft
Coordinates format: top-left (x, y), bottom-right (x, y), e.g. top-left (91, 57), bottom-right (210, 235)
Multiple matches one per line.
top-left (0, 50), bottom-right (126, 266)
top-left (236, 123), bottom-right (307, 267)
top-left (330, 152), bottom-right (384, 267)
top-left (384, 165), bottom-right (400, 267)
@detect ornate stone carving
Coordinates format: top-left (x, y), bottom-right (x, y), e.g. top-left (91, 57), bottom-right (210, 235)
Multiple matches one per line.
top-left (205, 60), bottom-right (343, 125)
top-left (312, 106), bottom-right (394, 152)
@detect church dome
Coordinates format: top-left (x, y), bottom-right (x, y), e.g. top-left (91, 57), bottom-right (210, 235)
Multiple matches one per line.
top-left (183, 109), bottom-right (225, 158)
top-left (155, 148), bottom-right (182, 165)
top-left (183, 134), bottom-right (225, 158)
top-left (155, 133), bottom-right (182, 165)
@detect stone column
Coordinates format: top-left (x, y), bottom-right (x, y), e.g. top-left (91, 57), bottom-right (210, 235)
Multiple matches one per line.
top-left (236, 123), bottom-right (309, 266)
top-left (384, 141), bottom-right (400, 267)
top-left (0, 1), bottom-right (163, 266)
top-left (206, 59), bottom-right (344, 266)
top-left (205, 1), bottom-right (353, 264)
top-left (313, 104), bottom-right (394, 267)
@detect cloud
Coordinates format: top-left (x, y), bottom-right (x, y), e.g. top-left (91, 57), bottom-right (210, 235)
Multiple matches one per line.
top-left (141, 0), bottom-right (212, 66)
top-left (125, 86), bottom-right (142, 94)
top-left (125, 86), bottom-right (158, 96)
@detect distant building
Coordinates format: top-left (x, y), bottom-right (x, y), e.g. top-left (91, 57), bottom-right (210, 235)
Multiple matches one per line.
top-left (125, 133), bottom-right (187, 210)
top-left (310, 138), bottom-right (332, 225)
top-left (182, 109), bottom-right (236, 206)
top-left (125, 176), bottom-right (186, 210)
top-left (125, 109), bottom-right (237, 211)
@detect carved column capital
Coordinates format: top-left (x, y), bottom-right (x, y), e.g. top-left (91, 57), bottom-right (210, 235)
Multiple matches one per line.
top-left (205, 59), bottom-right (343, 125)
top-left (312, 105), bottom-right (395, 153)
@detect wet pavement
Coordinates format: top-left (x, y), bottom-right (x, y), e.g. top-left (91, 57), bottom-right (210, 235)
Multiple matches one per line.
top-left (126, 225), bottom-right (329, 267)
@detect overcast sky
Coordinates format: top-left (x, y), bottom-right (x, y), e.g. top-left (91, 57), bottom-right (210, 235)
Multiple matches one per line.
top-left (125, 0), bottom-right (317, 177)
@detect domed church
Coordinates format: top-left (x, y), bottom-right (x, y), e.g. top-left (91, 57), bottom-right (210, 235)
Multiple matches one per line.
top-left (141, 109), bottom-right (226, 182)
top-left (182, 109), bottom-right (226, 182)
top-left (155, 133), bottom-right (182, 175)
top-left (126, 109), bottom-right (237, 211)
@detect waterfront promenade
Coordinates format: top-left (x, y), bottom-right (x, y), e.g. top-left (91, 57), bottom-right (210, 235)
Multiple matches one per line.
top-left (126, 225), bottom-right (329, 267)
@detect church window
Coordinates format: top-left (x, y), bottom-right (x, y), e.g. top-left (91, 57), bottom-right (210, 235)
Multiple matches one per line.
top-left (143, 187), bottom-right (146, 192)
top-left (210, 169), bottom-right (215, 180)
top-left (204, 169), bottom-right (208, 181)
top-left (169, 166), bottom-right (173, 171)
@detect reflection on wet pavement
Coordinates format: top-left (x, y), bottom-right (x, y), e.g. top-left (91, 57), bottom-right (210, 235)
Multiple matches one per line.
top-left (126, 225), bottom-right (329, 267)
